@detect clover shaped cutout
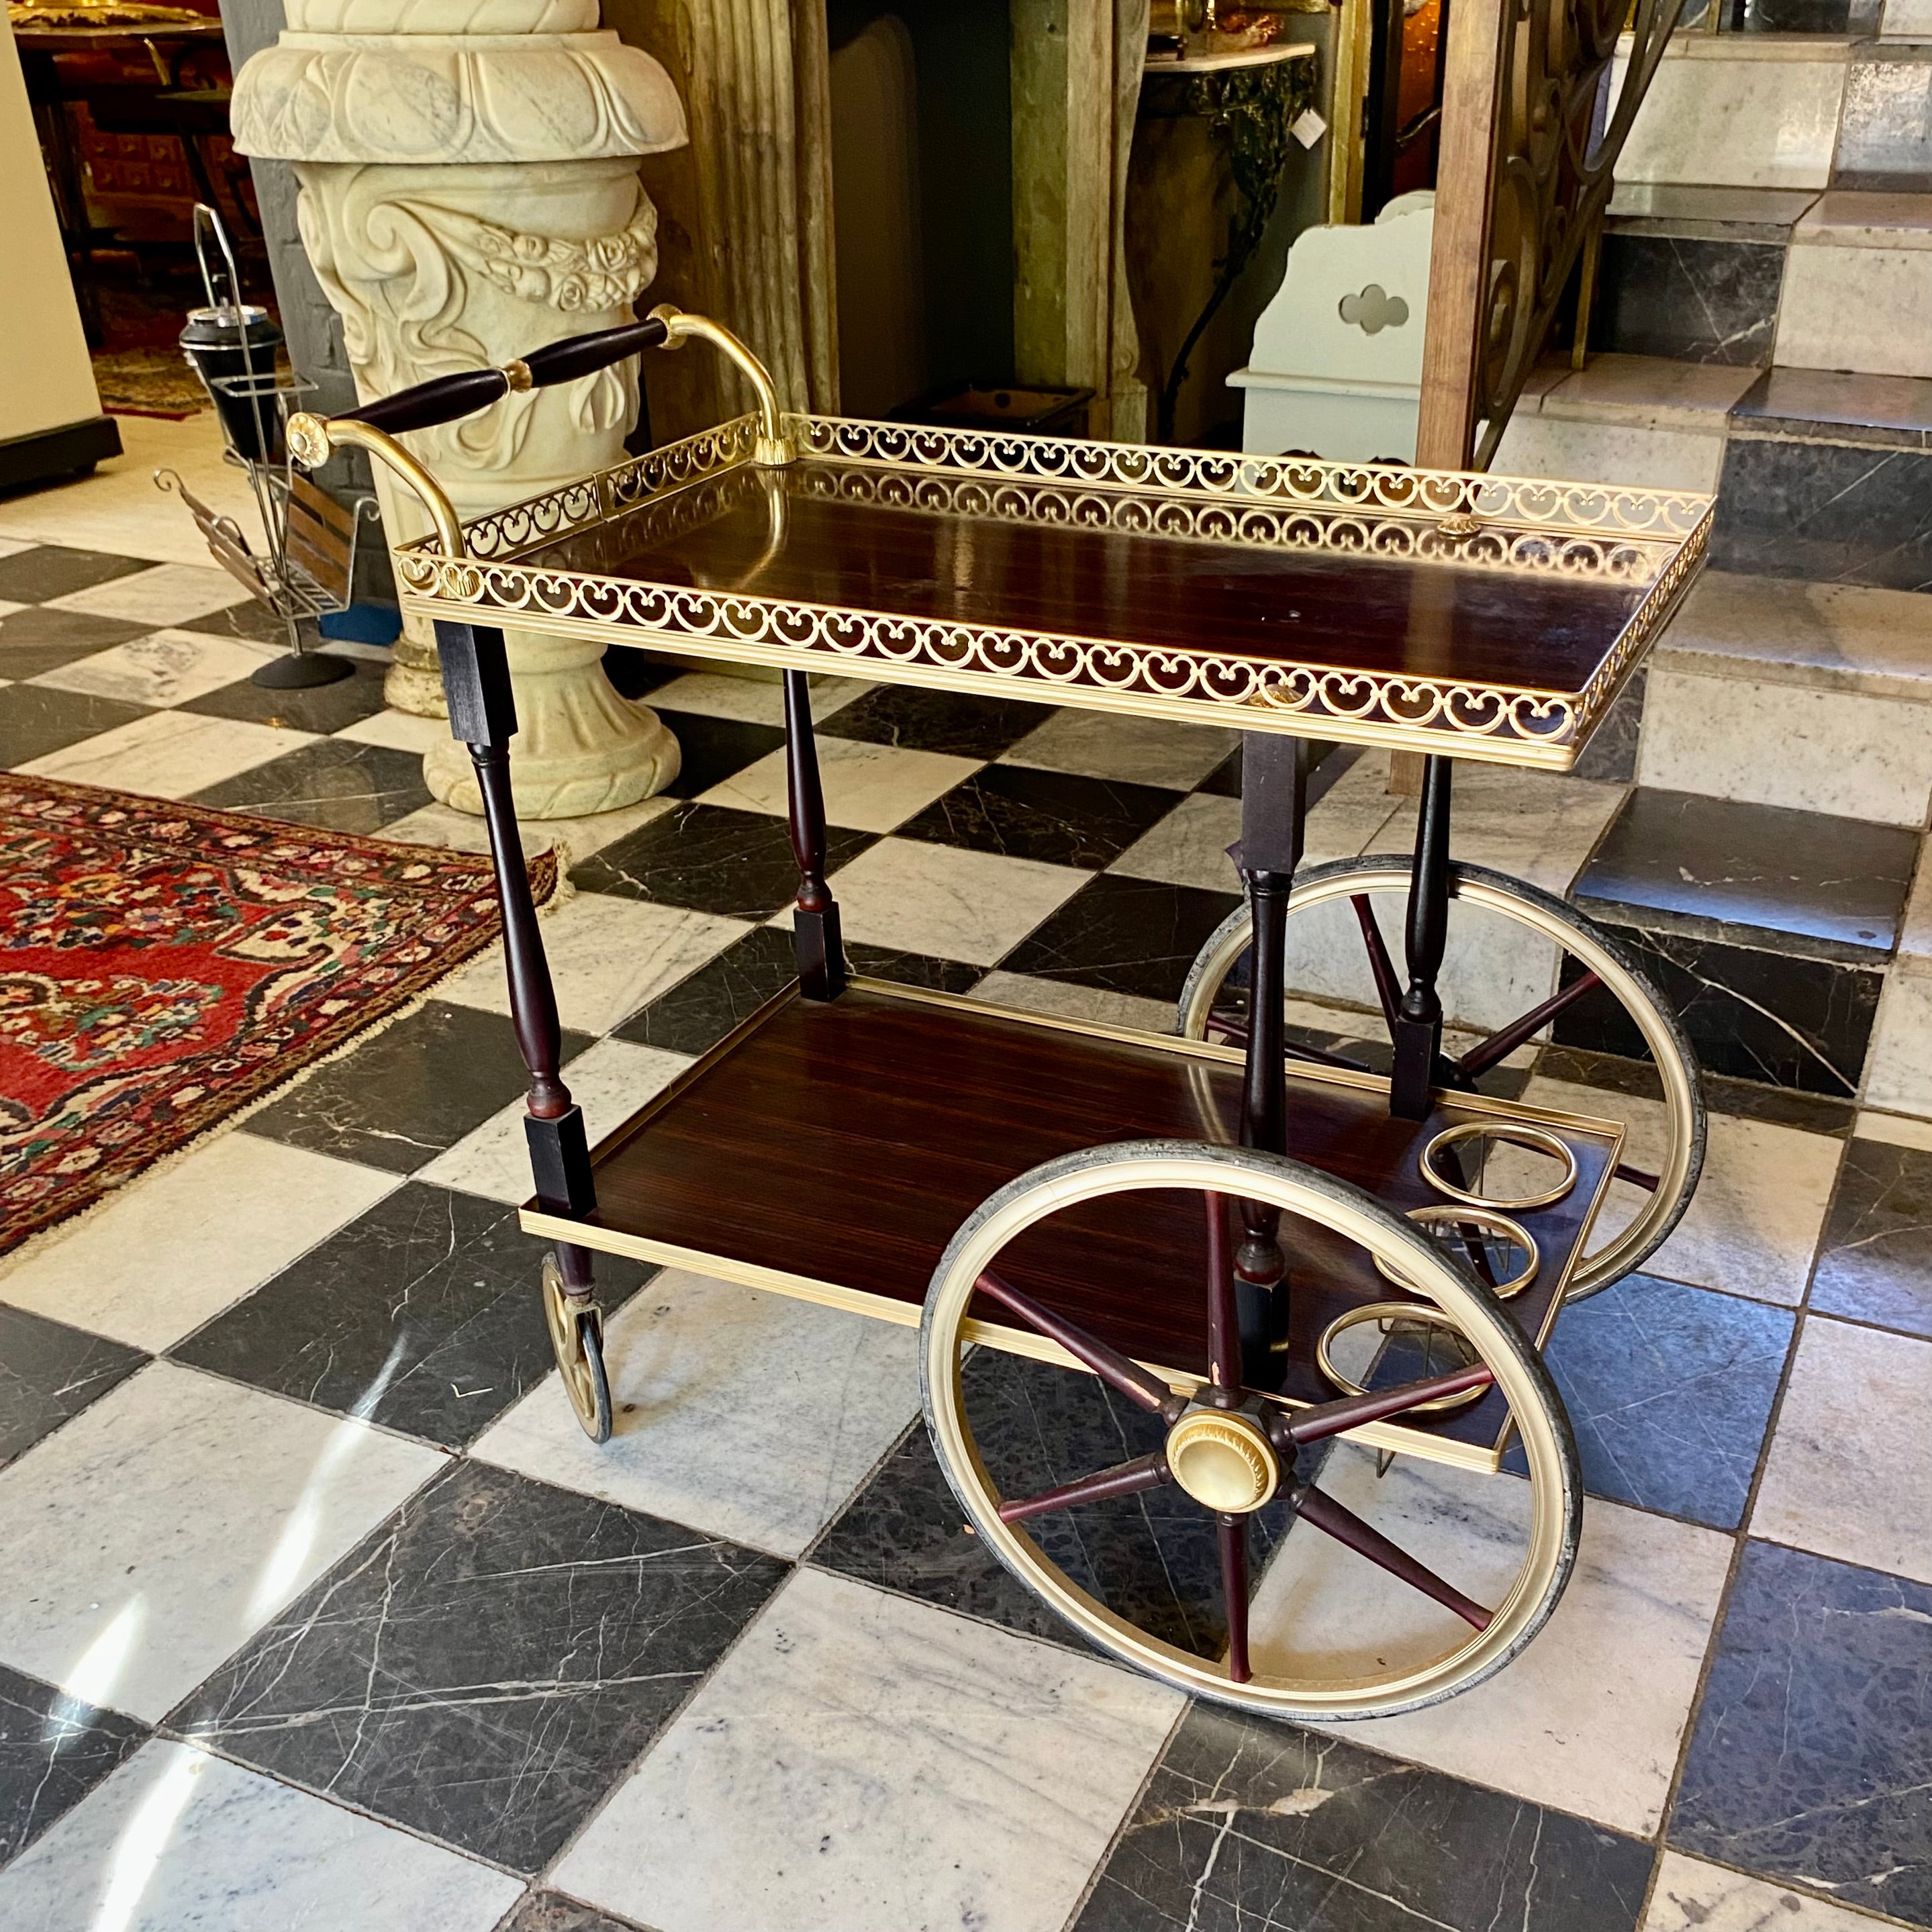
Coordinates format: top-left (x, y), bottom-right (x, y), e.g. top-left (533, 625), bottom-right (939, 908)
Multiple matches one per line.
top-left (1339, 283), bottom-right (1410, 334)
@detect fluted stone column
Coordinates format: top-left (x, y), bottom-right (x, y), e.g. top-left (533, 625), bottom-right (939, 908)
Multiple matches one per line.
top-left (233, 0), bottom-right (689, 816)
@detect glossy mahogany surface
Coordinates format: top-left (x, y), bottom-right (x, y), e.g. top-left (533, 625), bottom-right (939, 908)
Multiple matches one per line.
top-left (548, 984), bottom-right (1617, 1455)
top-left (525, 460), bottom-right (1653, 700)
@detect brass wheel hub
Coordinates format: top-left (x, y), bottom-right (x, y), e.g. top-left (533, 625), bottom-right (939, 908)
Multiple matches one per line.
top-left (1164, 1408), bottom-right (1280, 1514)
top-left (541, 1256), bottom-right (604, 1431)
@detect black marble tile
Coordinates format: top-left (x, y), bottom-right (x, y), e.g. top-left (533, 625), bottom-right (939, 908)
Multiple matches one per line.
top-left (1502, 1273), bottom-right (1792, 1528)
top-left (1075, 1704), bottom-right (1653, 1932)
top-left (613, 922), bottom-right (799, 1054)
top-left (497, 1895), bottom-right (648, 1932)
top-left (571, 802), bottom-right (875, 920)
top-left (1729, 0), bottom-right (1855, 29)
top-left (1730, 367), bottom-right (1932, 454)
top-left (182, 655), bottom-right (389, 734)
top-left (0, 546), bottom-right (151, 604)
top-left (0, 685), bottom-right (152, 767)
top-left (189, 738), bottom-right (433, 833)
top-left (653, 709), bottom-right (785, 796)
top-left (1672, 1539), bottom-right (1932, 1925)
top-left (894, 762), bottom-right (1178, 869)
top-left (0, 1661), bottom-right (146, 1867)
top-left (1710, 437), bottom-right (1932, 593)
top-left (244, 1000), bottom-right (593, 1174)
top-left (171, 1181), bottom-right (653, 1449)
top-left (846, 940), bottom-right (981, 994)
top-left (0, 1306), bottom-right (145, 1471)
top-left (1537, 1043), bottom-right (1857, 1136)
top-left (171, 1459), bottom-right (786, 1873)
top-left (0, 603), bottom-right (150, 677)
top-left (1000, 873), bottom-right (1245, 1002)
top-left (1810, 1138), bottom-right (1932, 1341)
top-left (1572, 666), bottom-right (1645, 785)
top-left (821, 683), bottom-right (1049, 759)
top-left (174, 597), bottom-right (301, 644)
top-left (1576, 789), bottom-right (1916, 963)
top-left (1555, 920), bottom-right (1881, 1097)
top-left (1594, 232), bottom-right (1784, 365)
top-left (812, 1349), bottom-right (1293, 1657)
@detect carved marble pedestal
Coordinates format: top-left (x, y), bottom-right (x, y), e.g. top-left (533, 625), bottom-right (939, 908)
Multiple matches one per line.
top-left (233, 1), bottom-right (688, 816)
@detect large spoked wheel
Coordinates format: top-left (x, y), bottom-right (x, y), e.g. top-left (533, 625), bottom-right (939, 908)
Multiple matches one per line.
top-left (542, 1255), bottom-right (612, 1443)
top-left (1176, 859), bottom-right (1706, 1300)
top-left (920, 1141), bottom-right (1582, 1720)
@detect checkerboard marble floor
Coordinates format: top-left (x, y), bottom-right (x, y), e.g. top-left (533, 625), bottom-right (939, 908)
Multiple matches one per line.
top-left (4, 536), bottom-right (1932, 1932)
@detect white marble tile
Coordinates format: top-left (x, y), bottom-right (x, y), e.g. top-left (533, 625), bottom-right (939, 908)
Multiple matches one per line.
top-left (1753, 1316), bottom-right (1932, 1586)
top-left (332, 706), bottom-right (448, 753)
top-left (1540, 354), bottom-right (1760, 424)
top-left (0, 1741), bottom-right (520, 1931)
top-left (699, 734), bottom-right (981, 833)
top-left (1106, 791), bottom-right (1244, 891)
top-left (1884, 0), bottom-right (1932, 33)
top-left (655, 669), bottom-right (873, 724)
top-left (1612, 43), bottom-right (1847, 191)
top-left (1642, 1852), bottom-right (1886, 1932)
top-left (1857, 1108), bottom-right (1932, 1151)
top-left (971, 969), bottom-right (1179, 1034)
top-left (0, 539), bottom-right (33, 560)
top-left (1637, 668), bottom-right (1932, 825)
top-left (433, 892), bottom-right (747, 1034)
top-left (379, 791), bottom-right (681, 868)
top-left (472, 1269), bottom-right (920, 1558)
top-left (1865, 967), bottom-right (1932, 1120)
top-left (0, 1132), bottom-right (397, 1351)
top-left (44, 562), bottom-right (254, 628)
top-left (17, 710), bottom-right (313, 798)
top-left (1490, 412), bottom-right (1726, 493)
top-left (1522, 1079), bottom-right (1843, 1305)
top-left (420, 1037), bottom-right (692, 1202)
top-left (1776, 239), bottom-right (1932, 381)
top-left (1257, 1446), bottom-right (1731, 1835)
top-left (823, 836), bottom-right (1087, 965)
top-left (553, 1566), bottom-right (1179, 1932)
top-left (32, 629), bottom-right (281, 708)
top-left (0, 1362), bottom-right (441, 1721)
top-left (1001, 707), bottom-right (1237, 789)
top-left (1384, 760), bottom-right (1625, 896)
top-left (1302, 748), bottom-right (1410, 861)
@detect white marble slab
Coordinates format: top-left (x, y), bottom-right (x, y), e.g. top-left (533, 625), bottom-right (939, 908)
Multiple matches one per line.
top-left (700, 734), bottom-right (981, 832)
top-left (1637, 667), bottom-right (1932, 825)
top-left (1258, 1446), bottom-right (1732, 1835)
top-left (1856, 1108), bottom-right (1932, 1152)
top-left (0, 1362), bottom-right (440, 1721)
top-left (1106, 791), bottom-right (1243, 892)
top-left (1884, 0), bottom-right (1932, 33)
top-left (0, 1741), bottom-right (520, 1931)
top-left (1490, 412), bottom-right (1726, 493)
top-left (655, 670), bottom-right (872, 724)
top-left (1753, 1316), bottom-right (1932, 1586)
top-left (1776, 237), bottom-right (1932, 380)
top-left (421, 1037), bottom-right (693, 1204)
top-left (32, 629), bottom-right (282, 708)
top-left (473, 1269), bottom-right (920, 1558)
top-left (1612, 41), bottom-right (1847, 190)
top-left (17, 710), bottom-right (313, 798)
top-left (971, 969), bottom-right (1179, 1035)
top-left (0, 1132), bottom-right (397, 1352)
top-left (1643, 1852), bottom-right (1892, 1932)
top-left (1539, 354), bottom-right (1761, 425)
top-left (332, 707), bottom-right (448, 753)
top-left (44, 563), bottom-right (255, 628)
top-left (823, 836), bottom-right (1087, 965)
top-left (433, 892), bottom-right (747, 1035)
top-left (1382, 760), bottom-right (1626, 896)
top-left (552, 1566), bottom-right (1180, 1932)
top-left (381, 791), bottom-right (682, 868)
top-left (1001, 707), bottom-right (1237, 789)
top-left (1523, 1078), bottom-right (1843, 1305)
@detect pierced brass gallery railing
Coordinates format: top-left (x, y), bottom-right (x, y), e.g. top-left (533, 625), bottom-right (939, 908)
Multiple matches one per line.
top-left (1416, 0), bottom-right (1688, 472)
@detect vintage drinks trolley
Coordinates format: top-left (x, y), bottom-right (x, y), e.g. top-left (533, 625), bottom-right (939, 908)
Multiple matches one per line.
top-left (289, 307), bottom-right (1712, 1721)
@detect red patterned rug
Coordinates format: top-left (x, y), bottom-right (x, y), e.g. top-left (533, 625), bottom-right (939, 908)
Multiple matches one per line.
top-left (0, 775), bottom-right (550, 1258)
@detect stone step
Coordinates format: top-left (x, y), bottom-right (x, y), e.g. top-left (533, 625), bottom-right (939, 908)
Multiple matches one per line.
top-left (1774, 189), bottom-right (1932, 377)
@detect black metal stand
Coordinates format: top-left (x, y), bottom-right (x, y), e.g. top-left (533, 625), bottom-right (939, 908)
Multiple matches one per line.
top-left (250, 649), bottom-right (356, 690)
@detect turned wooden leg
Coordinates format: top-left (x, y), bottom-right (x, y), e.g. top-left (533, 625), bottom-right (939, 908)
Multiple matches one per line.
top-left (1390, 754), bottom-right (1452, 1121)
top-left (783, 668), bottom-right (846, 1000)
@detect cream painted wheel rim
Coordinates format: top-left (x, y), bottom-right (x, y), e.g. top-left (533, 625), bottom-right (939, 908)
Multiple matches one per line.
top-left (1175, 860), bottom-right (1705, 1299)
top-left (920, 1142), bottom-right (1580, 1720)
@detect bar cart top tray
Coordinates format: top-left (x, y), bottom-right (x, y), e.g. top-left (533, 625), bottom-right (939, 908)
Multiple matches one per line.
top-left (395, 414), bottom-right (1713, 770)
top-left (522, 979), bottom-right (1626, 1471)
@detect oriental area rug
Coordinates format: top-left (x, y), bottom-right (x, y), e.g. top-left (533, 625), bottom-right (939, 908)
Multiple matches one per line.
top-left (0, 774), bottom-right (549, 1257)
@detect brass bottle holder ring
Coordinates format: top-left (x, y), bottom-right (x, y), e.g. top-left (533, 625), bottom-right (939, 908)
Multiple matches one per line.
top-left (1419, 1120), bottom-right (1578, 1212)
top-left (1371, 1205), bottom-right (1541, 1301)
top-left (1314, 1303), bottom-right (1490, 1416)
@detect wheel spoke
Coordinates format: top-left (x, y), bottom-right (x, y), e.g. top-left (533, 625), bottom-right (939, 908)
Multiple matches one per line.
top-left (1206, 1006), bottom-right (1249, 1043)
top-left (998, 1451), bottom-right (1172, 1524)
top-left (1614, 1163), bottom-right (1661, 1193)
top-left (1273, 1365), bottom-right (1495, 1447)
top-left (1292, 1484), bottom-right (1492, 1629)
top-left (1218, 1514), bottom-right (1251, 1683)
top-left (974, 1271), bottom-right (1180, 1417)
top-left (1455, 971), bottom-right (1602, 1080)
top-left (1351, 894), bottom-right (1404, 1033)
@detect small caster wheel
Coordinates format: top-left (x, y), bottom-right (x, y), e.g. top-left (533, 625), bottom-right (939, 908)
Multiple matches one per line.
top-left (542, 1255), bottom-right (612, 1443)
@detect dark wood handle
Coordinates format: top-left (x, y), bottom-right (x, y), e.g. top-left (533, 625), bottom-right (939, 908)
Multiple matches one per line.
top-left (520, 315), bottom-right (671, 387)
top-left (342, 366), bottom-right (512, 436)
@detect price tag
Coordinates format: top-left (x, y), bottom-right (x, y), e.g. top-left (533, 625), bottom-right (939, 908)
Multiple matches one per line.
top-left (1290, 108), bottom-right (1328, 150)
